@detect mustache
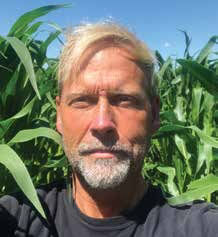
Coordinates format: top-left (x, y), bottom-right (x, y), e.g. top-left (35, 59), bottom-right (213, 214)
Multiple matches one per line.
top-left (78, 142), bottom-right (133, 157)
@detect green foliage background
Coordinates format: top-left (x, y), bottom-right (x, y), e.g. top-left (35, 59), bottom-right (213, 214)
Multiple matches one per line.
top-left (0, 5), bottom-right (217, 216)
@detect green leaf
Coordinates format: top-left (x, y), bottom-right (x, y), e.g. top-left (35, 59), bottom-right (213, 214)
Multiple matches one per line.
top-left (156, 57), bottom-right (172, 81)
top-left (0, 98), bottom-right (36, 139)
top-left (172, 155), bottom-right (184, 193)
top-left (179, 30), bottom-right (192, 58)
top-left (0, 144), bottom-right (46, 218)
top-left (204, 144), bottom-right (213, 174)
top-left (8, 127), bottom-right (62, 146)
top-left (202, 92), bottom-right (215, 135)
top-left (155, 50), bottom-right (164, 66)
top-left (1, 68), bottom-right (19, 106)
top-left (0, 35), bottom-right (5, 42)
top-left (188, 174), bottom-right (218, 190)
top-left (188, 125), bottom-right (218, 148)
top-left (153, 124), bottom-right (186, 138)
top-left (196, 143), bottom-right (210, 174)
top-left (45, 157), bottom-right (68, 168)
top-left (0, 64), bottom-right (12, 72)
top-left (8, 4), bottom-right (71, 36)
top-left (38, 30), bottom-right (61, 65)
top-left (154, 124), bottom-right (218, 148)
top-left (175, 135), bottom-right (192, 176)
top-left (22, 22), bottom-right (44, 41)
top-left (177, 59), bottom-right (218, 97)
top-left (46, 92), bottom-right (56, 109)
top-left (47, 22), bottom-right (63, 33)
top-left (6, 37), bottom-right (41, 99)
top-left (214, 110), bottom-right (218, 119)
top-left (196, 36), bottom-right (218, 63)
top-left (11, 98), bottom-right (36, 120)
top-left (167, 174), bottom-right (218, 205)
top-left (157, 166), bottom-right (179, 196)
top-left (191, 87), bottom-right (203, 124)
top-left (174, 97), bottom-right (186, 122)
top-left (160, 110), bottom-right (185, 126)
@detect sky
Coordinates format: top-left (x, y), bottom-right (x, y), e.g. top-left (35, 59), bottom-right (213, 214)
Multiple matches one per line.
top-left (1, 0), bottom-right (218, 59)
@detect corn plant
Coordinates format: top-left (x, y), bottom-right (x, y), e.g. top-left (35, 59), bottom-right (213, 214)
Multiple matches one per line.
top-left (145, 33), bottom-right (218, 204)
top-left (0, 4), bottom-right (70, 218)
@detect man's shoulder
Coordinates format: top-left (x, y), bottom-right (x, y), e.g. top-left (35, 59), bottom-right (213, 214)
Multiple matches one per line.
top-left (0, 179), bottom-right (67, 235)
top-left (147, 186), bottom-right (218, 218)
top-left (0, 179), bottom-right (67, 208)
top-left (150, 199), bottom-right (218, 236)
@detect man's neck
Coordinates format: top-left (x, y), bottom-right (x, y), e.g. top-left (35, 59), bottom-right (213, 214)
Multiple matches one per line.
top-left (72, 174), bottom-right (147, 218)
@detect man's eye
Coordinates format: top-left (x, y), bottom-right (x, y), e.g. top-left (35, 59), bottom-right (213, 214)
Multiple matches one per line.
top-left (69, 97), bottom-right (96, 108)
top-left (111, 95), bottom-right (138, 107)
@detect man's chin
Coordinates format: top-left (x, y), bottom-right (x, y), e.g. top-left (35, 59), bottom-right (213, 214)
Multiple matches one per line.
top-left (73, 158), bottom-right (131, 190)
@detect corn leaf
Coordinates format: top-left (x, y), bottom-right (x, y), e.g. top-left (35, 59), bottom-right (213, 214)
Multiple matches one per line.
top-left (0, 144), bottom-right (46, 218)
top-left (157, 166), bottom-right (179, 196)
top-left (46, 92), bottom-right (56, 109)
top-left (188, 125), bottom-right (218, 148)
top-left (6, 37), bottom-right (41, 99)
top-left (175, 135), bottom-right (192, 176)
top-left (153, 124), bottom-right (186, 138)
top-left (8, 127), bottom-right (62, 146)
top-left (2, 68), bottom-right (19, 106)
top-left (8, 4), bottom-right (71, 36)
top-left (0, 98), bottom-right (36, 138)
top-left (174, 97), bottom-right (186, 122)
top-left (22, 22), bottom-right (43, 42)
top-left (47, 22), bottom-right (63, 33)
top-left (38, 30), bottom-right (61, 65)
top-left (196, 143), bottom-right (211, 174)
top-left (197, 36), bottom-right (218, 63)
top-left (177, 59), bottom-right (218, 97)
top-left (167, 174), bottom-right (218, 205)
top-left (179, 30), bottom-right (191, 58)
top-left (45, 157), bottom-right (68, 168)
top-left (191, 87), bottom-right (203, 124)
top-left (154, 124), bottom-right (218, 148)
top-left (156, 57), bottom-right (172, 81)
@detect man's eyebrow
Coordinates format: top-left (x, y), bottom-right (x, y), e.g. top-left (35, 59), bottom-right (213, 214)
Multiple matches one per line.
top-left (108, 90), bottom-right (146, 99)
top-left (64, 93), bottom-right (91, 101)
top-left (111, 90), bottom-right (144, 95)
top-left (64, 90), bottom-right (146, 101)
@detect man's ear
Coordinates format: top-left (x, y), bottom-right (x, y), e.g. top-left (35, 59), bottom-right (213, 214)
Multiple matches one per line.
top-left (56, 96), bottom-right (63, 135)
top-left (151, 96), bottom-right (160, 134)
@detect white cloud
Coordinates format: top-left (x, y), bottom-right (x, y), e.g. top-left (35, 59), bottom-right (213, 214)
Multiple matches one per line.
top-left (164, 42), bottom-right (171, 48)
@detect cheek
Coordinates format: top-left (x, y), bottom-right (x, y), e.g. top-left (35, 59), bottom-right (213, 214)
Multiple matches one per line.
top-left (60, 109), bottom-right (91, 146)
top-left (118, 110), bottom-right (152, 142)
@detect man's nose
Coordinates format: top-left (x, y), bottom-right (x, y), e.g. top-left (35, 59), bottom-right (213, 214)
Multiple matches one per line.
top-left (90, 99), bottom-right (116, 136)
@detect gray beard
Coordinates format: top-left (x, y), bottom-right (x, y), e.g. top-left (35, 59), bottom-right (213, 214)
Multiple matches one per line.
top-left (63, 141), bottom-right (148, 190)
top-left (72, 156), bottom-right (131, 189)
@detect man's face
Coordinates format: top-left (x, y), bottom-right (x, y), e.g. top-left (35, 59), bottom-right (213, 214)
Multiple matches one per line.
top-left (56, 47), bottom-right (159, 189)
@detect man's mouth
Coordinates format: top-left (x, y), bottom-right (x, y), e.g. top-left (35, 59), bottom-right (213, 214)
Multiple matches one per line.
top-left (80, 149), bottom-right (128, 159)
top-left (89, 151), bottom-right (115, 158)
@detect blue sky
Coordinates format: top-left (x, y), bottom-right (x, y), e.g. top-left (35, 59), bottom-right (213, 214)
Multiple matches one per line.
top-left (1, 0), bottom-right (218, 59)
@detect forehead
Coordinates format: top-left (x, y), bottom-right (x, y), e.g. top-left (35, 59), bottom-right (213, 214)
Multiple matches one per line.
top-left (83, 47), bottom-right (136, 69)
top-left (61, 47), bottom-right (148, 96)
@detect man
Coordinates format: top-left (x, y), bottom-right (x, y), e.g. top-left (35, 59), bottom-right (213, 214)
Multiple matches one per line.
top-left (0, 21), bottom-right (217, 236)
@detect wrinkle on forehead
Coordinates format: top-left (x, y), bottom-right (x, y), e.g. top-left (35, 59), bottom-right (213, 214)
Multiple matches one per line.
top-left (80, 48), bottom-right (141, 78)
top-left (62, 46), bottom-right (150, 100)
top-left (71, 46), bottom-right (139, 82)
top-left (83, 47), bottom-right (137, 71)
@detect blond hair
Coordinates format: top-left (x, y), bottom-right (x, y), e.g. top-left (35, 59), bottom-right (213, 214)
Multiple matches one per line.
top-left (58, 21), bottom-right (157, 97)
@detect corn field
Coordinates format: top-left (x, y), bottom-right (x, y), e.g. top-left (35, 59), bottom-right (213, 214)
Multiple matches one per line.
top-left (0, 5), bottom-right (217, 217)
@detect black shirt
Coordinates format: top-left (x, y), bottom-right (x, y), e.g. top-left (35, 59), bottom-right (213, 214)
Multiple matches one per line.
top-left (0, 181), bottom-right (218, 236)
